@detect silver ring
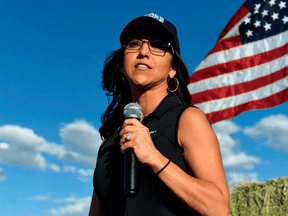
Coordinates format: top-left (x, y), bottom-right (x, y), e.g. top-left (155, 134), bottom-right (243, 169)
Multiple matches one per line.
top-left (126, 132), bottom-right (131, 141)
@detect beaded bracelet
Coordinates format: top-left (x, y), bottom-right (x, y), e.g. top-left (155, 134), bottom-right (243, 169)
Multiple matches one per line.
top-left (156, 160), bottom-right (171, 175)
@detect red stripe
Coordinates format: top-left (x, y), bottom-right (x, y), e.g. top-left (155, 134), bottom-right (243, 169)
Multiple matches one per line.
top-left (204, 88), bottom-right (288, 124)
top-left (190, 43), bottom-right (288, 84)
top-left (207, 35), bottom-right (242, 56)
top-left (192, 66), bottom-right (288, 104)
top-left (218, 5), bottom-right (249, 41)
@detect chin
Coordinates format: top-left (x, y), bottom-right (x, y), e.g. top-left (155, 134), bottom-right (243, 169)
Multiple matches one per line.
top-left (131, 82), bottom-right (150, 91)
top-left (131, 77), bottom-right (148, 85)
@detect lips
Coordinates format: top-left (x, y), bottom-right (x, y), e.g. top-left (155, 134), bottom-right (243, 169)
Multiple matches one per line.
top-left (135, 63), bottom-right (151, 69)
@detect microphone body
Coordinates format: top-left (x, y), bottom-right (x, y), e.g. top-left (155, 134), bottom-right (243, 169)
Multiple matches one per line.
top-left (123, 103), bottom-right (143, 198)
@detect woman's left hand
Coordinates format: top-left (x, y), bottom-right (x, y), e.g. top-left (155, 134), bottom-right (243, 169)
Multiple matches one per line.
top-left (119, 119), bottom-right (159, 165)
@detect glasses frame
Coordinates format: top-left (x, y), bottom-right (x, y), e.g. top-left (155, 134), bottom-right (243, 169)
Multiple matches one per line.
top-left (122, 38), bottom-right (175, 56)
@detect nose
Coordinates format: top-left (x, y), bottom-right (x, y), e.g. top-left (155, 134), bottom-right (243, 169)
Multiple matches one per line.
top-left (138, 40), bottom-right (150, 57)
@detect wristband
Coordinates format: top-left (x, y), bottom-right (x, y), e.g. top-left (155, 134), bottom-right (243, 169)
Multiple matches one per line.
top-left (156, 160), bottom-right (171, 175)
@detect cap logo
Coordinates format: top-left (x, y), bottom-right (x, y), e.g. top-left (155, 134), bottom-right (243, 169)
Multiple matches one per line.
top-left (145, 13), bottom-right (164, 23)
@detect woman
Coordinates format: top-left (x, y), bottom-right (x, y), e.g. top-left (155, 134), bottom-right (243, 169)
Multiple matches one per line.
top-left (89, 13), bottom-right (230, 216)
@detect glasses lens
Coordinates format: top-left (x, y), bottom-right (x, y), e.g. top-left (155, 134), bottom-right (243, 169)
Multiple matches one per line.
top-left (124, 39), bottom-right (141, 50)
top-left (123, 39), bottom-right (171, 56)
top-left (149, 41), bottom-right (169, 53)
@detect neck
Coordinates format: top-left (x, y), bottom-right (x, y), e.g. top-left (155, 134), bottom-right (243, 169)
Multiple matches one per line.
top-left (131, 86), bottom-right (170, 118)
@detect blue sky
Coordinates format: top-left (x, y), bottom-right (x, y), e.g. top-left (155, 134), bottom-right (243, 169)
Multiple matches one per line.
top-left (0, 0), bottom-right (287, 215)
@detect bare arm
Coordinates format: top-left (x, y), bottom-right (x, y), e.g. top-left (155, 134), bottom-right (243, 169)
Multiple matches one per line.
top-left (89, 191), bottom-right (105, 216)
top-left (146, 107), bottom-right (230, 215)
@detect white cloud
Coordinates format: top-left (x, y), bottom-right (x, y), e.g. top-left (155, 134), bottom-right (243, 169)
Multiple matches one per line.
top-left (60, 120), bottom-right (101, 154)
top-left (0, 125), bottom-right (64, 169)
top-left (223, 152), bottom-right (261, 170)
top-left (53, 193), bottom-right (78, 204)
top-left (49, 164), bottom-right (60, 173)
top-left (244, 114), bottom-right (288, 151)
top-left (0, 147), bottom-right (47, 170)
top-left (77, 176), bottom-right (90, 183)
top-left (50, 194), bottom-right (91, 216)
top-left (78, 169), bottom-right (94, 177)
top-left (0, 119), bottom-right (102, 170)
top-left (212, 120), bottom-right (265, 194)
top-left (64, 194), bottom-right (79, 203)
top-left (32, 194), bottom-right (51, 201)
top-left (60, 151), bottom-right (95, 167)
top-left (0, 142), bottom-right (9, 149)
top-left (212, 120), bottom-right (241, 134)
top-left (0, 167), bottom-right (6, 181)
top-left (59, 120), bottom-right (102, 166)
top-left (212, 120), bottom-right (268, 194)
top-left (213, 120), bottom-right (262, 170)
top-left (30, 193), bottom-right (91, 215)
top-left (0, 125), bottom-right (64, 156)
top-left (64, 166), bottom-right (76, 173)
top-left (76, 168), bottom-right (94, 183)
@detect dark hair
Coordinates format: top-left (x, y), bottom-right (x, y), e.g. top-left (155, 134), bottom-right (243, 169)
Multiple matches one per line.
top-left (99, 48), bottom-right (192, 140)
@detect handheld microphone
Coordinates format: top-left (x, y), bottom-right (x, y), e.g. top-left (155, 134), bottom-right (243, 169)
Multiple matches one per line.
top-left (123, 102), bottom-right (143, 198)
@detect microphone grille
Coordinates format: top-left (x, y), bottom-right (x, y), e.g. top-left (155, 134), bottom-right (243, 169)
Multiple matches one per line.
top-left (123, 103), bottom-right (143, 120)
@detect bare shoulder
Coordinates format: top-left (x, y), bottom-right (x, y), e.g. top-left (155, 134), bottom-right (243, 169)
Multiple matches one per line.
top-left (178, 106), bottom-right (217, 154)
top-left (177, 107), bottom-right (230, 207)
top-left (177, 107), bottom-right (212, 147)
top-left (180, 106), bottom-right (208, 124)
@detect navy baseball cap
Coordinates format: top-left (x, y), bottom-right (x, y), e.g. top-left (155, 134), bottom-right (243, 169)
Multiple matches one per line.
top-left (120, 13), bottom-right (181, 55)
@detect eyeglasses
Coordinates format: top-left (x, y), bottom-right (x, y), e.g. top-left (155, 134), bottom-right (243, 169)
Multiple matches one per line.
top-left (122, 38), bottom-right (174, 56)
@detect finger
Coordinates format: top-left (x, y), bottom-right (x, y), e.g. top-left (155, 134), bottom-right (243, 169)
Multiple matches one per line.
top-left (120, 145), bottom-right (126, 154)
top-left (119, 135), bottom-right (124, 145)
top-left (119, 125), bottom-right (136, 137)
top-left (120, 141), bottom-right (134, 154)
top-left (119, 128), bottom-right (126, 137)
top-left (122, 118), bottom-right (142, 128)
top-left (119, 133), bottom-right (127, 144)
top-left (119, 127), bottom-right (127, 137)
top-left (119, 132), bottom-right (132, 145)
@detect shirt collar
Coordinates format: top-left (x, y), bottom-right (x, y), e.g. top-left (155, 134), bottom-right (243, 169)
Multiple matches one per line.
top-left (145, 95), bottom-right (182, 119)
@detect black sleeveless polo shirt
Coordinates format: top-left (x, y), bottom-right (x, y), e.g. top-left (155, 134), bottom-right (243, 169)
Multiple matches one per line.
top-left (93, 95), bottom-right (199, 216)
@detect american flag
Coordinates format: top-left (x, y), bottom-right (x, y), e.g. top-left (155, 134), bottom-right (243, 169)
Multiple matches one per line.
top-left (188, 0), bottom-right (288, 124)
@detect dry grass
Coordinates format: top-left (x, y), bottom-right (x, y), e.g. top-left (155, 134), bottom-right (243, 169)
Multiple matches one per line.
top-left (228, 173), bottom-right (288, 197)
top-left (228, 173), bottom-right (288, 214)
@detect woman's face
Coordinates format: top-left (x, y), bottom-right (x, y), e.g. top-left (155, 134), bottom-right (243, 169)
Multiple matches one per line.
top-left (119, 28), bottom-right (176, 91)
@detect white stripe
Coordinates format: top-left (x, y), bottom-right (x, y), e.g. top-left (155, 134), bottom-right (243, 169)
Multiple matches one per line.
top-left (195, 76), bottom-right (288, 114)
top-left (188, 54), bottom-right (288, 94)
top-left (222, 13), bottom-right (251, 40)
top-left (193, 30), bottom-right (288, 72)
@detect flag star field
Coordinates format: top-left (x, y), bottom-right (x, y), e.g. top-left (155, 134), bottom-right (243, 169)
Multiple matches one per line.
top-left (240, 0), bottom-right (288, 43)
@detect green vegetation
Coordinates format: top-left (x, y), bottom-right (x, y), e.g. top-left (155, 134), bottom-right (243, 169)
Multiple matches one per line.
top-left (229, 174), bottom-right (288, 215)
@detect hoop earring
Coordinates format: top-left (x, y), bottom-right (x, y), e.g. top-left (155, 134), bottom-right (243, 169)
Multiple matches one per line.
top-left (122, 75), bottom-right (130, 86)
top-left (167, 77), bottom-right (179, 93)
